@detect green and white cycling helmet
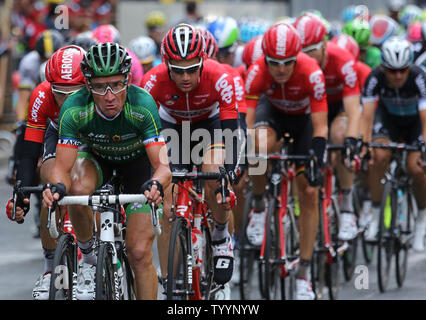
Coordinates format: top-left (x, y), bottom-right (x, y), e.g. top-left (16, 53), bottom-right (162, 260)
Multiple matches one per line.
top-left (81, 42), bottom-right (132, 79)
top-left (207, 16), bottom-right (239, 54)
top-left (342, 18), bottom-right (371, 50)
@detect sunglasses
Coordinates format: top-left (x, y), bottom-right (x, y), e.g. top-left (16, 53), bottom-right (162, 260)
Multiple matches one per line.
top-left (89, 77), bottom-right (128, 95)
top-left (265, 56), bottom-right (297, 67)
top-left (168, 60), bottom-right (203, 75)
top-left (51, 85), bottom-right (83, 97)
top-left (301, 41), bottom-right (324, 54)
top-left (384, 66), bottom-right (410, 74)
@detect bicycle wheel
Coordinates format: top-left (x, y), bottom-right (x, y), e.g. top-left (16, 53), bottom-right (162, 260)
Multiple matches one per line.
top-left (117, 244), bottom-right (136, 300)
top-left (263, 197), bottom-right (284, 300)
top-left (167, 217), bottom-right (190, 300)
top-left (49, 233), bottom-right (77, 300)
top-left (395, 190), bottom-right (415, 288)
top-left (377, 181), bottom-right (395, 293)
top-left (199, 223), bottom-right (214, 300)
top-left (239, 190), bottom-right (261, 300)
top-left (325, 197), bottom-right (340, 300)
top-left (283, 203), bottom-right (299, 300)
top-left (95, 242), bottom-right (117, 300)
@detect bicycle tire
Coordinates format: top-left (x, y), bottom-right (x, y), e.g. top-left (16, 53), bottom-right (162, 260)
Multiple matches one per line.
top-left (283, 203), bottom-right (299, 300)
top-left (239, 190), bottom-right (261, 300)
top-left (377, 181), bottom-right (395, 293)
top-left (395, 190), bottom-right (415, 288)
top-left (117, 246), bottom-right (136, 300)
top-left (325, 197), bottom-right (340, 300)
top-left (95, 242), bottom-right (117, 300)
top-left (167, 217), bottom-right (190, 300)
top-left (199, 223), bottom-right (214, 300)
top-left (263, 197), bottom-right (284, 300)
top-left (49, 233), bottom-right (77, 300)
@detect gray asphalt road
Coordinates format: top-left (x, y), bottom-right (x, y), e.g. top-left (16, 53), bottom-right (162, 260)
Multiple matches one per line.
top-left (1, 158), bottom-right (426, 300)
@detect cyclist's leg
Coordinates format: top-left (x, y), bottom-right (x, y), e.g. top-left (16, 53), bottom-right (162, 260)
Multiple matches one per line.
top-left (330, 113), bottom-right (357, 240)
top-left (120, 156), bottom-right (158, 299)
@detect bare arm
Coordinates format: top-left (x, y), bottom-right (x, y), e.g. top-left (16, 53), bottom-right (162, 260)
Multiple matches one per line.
top-left (311, 111), bottom-right (328, 138)
top-left (359, 101), bottom-right (377, 143)
top-left (145, 144), bottom-right (172, 206)
top-left (420, 109), bottom-right (426, 143)
top-left (42, 146), bottom-right (78, 208)
top-left (343, 95), bottom-right (361, 138)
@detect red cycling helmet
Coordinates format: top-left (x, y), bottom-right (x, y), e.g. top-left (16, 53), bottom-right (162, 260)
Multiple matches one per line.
top-left (197, 27), bottom-right (218, 59)
top-left (161, 24), bottom-right (206, 61)
top-left (45, 45), bottom-right (86, 85)
top-left (262, 22), bottom-right (301, 60)
top-left (242, 35), bottom-right (263, 66)
top-left (293, 13), bottom-right (327, 51)
top-left (330, 34), bottom-right (360, 60)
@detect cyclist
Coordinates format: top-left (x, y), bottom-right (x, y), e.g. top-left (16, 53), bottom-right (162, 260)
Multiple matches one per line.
top-left (141, 24), bottom-right (240, 290)
top-left (6, 45), bottom-right (86, 300)
top-left (244, 22), bottom-right (328, 300)
top-left (294, 13), bottom-right (361, 241)
top-left (128, 36), bottom-right (157, 74)
top-left (360, 37), bottom-right (426, 251)
top-left (41, 42), bottom-right (172, 300)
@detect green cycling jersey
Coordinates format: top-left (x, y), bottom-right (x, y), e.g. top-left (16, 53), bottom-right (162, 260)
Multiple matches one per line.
top-left (57, 85), bottom-right (164, 163)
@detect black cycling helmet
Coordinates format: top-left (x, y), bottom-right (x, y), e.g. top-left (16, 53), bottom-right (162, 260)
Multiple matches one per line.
top-left (80, 42), bottom-right (132, 79)
top-left (69, 32), bottom-right (98, 51)
top-left (35, 29), bottom-right (65, 60)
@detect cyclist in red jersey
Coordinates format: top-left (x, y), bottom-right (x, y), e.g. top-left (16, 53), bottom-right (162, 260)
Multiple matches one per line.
top-left (5, 45), bottom-right (86, 300)
top-left (199, 27), bottom-right (249, 287)
top-left (244, 22), bottom-right (328, 300)
top-left (294, 13), bottom-right (362, 241)
top-left (141, 24), bottom-right (241, 289)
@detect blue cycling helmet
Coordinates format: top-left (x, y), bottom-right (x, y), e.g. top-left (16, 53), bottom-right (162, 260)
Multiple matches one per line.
top-left (207, 16), bottom-right (239, 51)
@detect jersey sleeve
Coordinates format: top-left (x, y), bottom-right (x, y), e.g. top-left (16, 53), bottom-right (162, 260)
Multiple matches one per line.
top-left (414, 70), bottom-right (426, 111)
top-left (213, 70), bottom-right (238, 120)
top-left (244, 63), bottom-right (263, 109)
top-left (24, 84), bottom-right (50, 143)
top-left (339, 59), bottom-right (361, 99)
top-left (307, 69), bottom-right (328, 113)
top-left (361, 68), bottom-right (380, 104)
top-left (57, 100), bottom-right (80, 149)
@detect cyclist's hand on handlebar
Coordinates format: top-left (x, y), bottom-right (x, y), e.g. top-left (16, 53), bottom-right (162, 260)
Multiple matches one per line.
top-left (5, 197), bottom-right (29, 223)
top-left (215, 183), bottom-right (236, 211)
top-left (42, 182), bottom-right (66, 208)
top-left (140, 179), bottom-right (164, 207)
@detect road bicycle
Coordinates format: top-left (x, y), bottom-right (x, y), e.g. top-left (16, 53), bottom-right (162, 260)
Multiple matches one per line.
top-left (166, 166), bottom-right (229, 300)
top-left (367, 142), bottom-right (420, 293)
top-left (244, 135), bottom-right (314, 300)
top-left (311, 144), bottom-right (361, 300)
top-left (12, 172), bottom-right (160, 300)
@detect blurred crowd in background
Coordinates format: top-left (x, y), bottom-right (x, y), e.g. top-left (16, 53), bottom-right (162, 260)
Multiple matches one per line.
top-left (1, 0), bottom-right (426, 124)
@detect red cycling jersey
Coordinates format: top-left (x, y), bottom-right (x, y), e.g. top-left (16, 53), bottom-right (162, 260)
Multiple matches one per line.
top-left (221, 63), bottom-right (247, 115)
top-left (323, 42), bottom-right (360, 105)
top-left (24, 80), bottom-right (59, 143)
top-left (244, 52), bottom-right (328, 115)
top-left (355, 60), bottom-right (372, 93)
top-left (140, 59), bottom-right (238, 124)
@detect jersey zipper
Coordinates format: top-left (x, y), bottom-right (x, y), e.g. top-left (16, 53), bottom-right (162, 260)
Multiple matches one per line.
top-left (186, 92), bottom-right (191, 123)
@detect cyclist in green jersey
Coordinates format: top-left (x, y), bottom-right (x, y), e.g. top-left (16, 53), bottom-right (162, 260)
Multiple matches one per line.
top-left (42, 42), bottom-right (171, 300)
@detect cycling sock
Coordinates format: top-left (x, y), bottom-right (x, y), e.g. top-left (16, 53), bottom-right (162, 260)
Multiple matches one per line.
top-left (212, 221), bottom-right (230, 242)
top-left (296, 259), bottom-right (311, 280)
top-left (417, 207), bottom-right (426, 223)
top-left (340, 189), bottom-right (354, 213)
top-left (43, 248), bottom-right (55, 273)
top-left (78, 237), bottom-right (96, 265)
top-left (252, 194), bottom-right (265, 212)
top-left (371, 205), bottom-right (380, 220)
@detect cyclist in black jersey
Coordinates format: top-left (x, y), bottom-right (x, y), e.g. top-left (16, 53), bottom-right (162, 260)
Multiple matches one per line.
top-left (41, 42), bottom-right (171, 300)
top-left (360, 37), bottom-right (426, 249)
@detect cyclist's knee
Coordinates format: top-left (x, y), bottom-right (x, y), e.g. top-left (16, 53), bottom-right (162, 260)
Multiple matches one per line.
top-left (127, 240), bottom-right (154, 270)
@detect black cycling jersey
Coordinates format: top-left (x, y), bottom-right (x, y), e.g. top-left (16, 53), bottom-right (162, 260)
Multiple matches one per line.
top-left (362, 65), bottom-right (426, 118)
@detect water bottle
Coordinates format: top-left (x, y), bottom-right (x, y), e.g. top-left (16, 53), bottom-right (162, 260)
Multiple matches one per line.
top-left (397, 189), bottom-right (405, 227)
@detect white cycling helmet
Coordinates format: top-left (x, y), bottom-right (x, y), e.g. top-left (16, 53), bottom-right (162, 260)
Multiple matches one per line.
top-left (128, 36), bottom-right (156, 64)
top-left (381, 36), bottom-right (413, 69)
